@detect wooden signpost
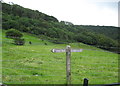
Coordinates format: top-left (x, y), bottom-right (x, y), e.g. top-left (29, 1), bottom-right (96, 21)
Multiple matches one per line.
top-left (51, 45), bottom-right (83, 85)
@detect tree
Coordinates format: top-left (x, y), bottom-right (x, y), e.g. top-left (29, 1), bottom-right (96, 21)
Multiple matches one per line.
top-left (6, 29), bottom-right (25, 45)
top-left (6, 28), bottom-right (23, 39)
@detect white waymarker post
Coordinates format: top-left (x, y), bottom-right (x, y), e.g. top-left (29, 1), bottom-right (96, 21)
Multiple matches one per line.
top-left (51, 45), bottom-right (83, 85)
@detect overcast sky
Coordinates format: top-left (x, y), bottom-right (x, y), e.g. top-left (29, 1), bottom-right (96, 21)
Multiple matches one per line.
top-left (3, 0), bottom-right (120, 27)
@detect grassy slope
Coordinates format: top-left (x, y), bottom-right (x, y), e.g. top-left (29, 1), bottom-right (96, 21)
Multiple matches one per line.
top-left (2, 30), bottom-right (118, 84)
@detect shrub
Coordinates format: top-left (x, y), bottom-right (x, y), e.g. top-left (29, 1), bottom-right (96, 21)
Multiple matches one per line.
top-left (6, 29), bottom-right (25, 45)
top-left (6, 29), bottom-right (23, 39)
top-left (14, 38), bottom-right (25, 45)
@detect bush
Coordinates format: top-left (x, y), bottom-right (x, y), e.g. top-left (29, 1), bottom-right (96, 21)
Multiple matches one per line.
top-left (14, 38), bottom-right (25, 45)
top-left (6, 28), bottom-right (23, 39)
top-left (6, 29), bottom-right (25, 45)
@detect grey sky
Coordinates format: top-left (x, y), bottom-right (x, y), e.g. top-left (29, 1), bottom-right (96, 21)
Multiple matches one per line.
top-left (3, 0), bottom-right (119, 27)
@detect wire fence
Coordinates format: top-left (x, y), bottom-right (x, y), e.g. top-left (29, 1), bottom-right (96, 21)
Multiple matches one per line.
top-left (1, 66), bottom-right (119, 74)
top-left (2, 46), bottom-right (119, 84)
top-left (1, 60), bottom-right (118, 65)
top-left (1, 67), bottom-right (65, 71)
top-left (2, 80), bottom-right (66, 85)
top-left (2, 75), bottom-right (66, 77)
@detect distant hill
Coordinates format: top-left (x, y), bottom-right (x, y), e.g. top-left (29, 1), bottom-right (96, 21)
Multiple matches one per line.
top-left (1, 2), bottom-right (120, 53)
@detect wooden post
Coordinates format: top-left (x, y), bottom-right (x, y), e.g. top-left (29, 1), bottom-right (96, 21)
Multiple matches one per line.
top-left (83, 78), bottom-right (88, 86)
top-left (66, 45), bottom-right (71, 85)
top-left (51, 45), bottom-right (83, 85)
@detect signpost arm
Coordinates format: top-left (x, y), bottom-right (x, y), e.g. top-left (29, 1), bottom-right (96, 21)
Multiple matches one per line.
top-left (51, 45), bottom-right (83, 85)
top-left (66, 45), bottom-right (71, 85)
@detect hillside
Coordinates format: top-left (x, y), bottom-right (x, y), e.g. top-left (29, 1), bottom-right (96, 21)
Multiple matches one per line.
top-left (1, 2), bottom-right (120, 53)
top-left (2, 30), bottom-right (118, 84)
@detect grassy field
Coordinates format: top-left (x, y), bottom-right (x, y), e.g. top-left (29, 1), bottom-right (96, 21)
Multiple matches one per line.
top-left (2, 30), bottom-right (119, 85)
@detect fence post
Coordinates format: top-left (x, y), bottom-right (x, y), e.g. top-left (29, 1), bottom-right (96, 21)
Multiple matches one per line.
top-left (66, 45), bottom-right (71, 85)
top-left (83, 78), bottom-right (88, 86)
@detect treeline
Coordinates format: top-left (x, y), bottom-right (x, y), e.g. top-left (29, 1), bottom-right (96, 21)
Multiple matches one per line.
top-left (77, 25), bottom-right (119, 41)
top-left (2, 2), bottom-right (58, 22)
top-left (2, 2), bottom-right (120, 53)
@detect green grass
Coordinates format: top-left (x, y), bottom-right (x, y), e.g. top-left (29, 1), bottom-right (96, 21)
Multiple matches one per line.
top-left (2, 30), bottom-right (119, 84)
